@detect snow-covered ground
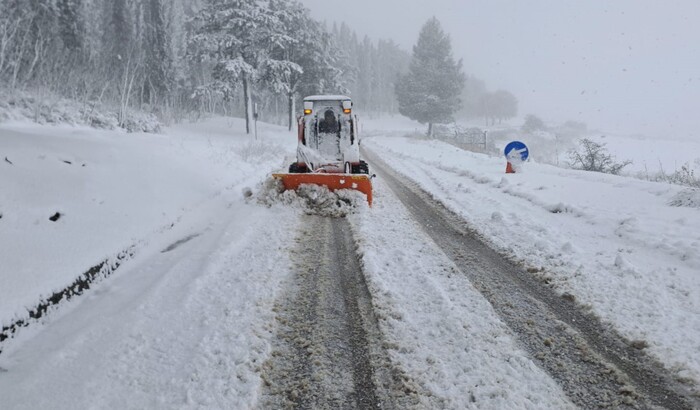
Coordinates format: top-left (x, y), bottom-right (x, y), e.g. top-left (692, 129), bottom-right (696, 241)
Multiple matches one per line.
top-left (0, 118), bottom-right (294, 327)
top-left (592, 132), bottom-right (700, 175)
top-left (0, 118), bottom-right (303, 408)
top-left (362, 131), bottom-right (700, 389)
top-left (0, 115), bottom-right (698, 407)
top-left (451, 117), bottom-right (700, 177)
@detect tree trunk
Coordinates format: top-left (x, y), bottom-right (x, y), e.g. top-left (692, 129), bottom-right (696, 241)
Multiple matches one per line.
top-left (288, 92), bottom-right (295, 131)
top-left (11, 21), bottom-right (32, 89)
top-left (0, 18), bottom-right (22, 76)
top-left (243, 74), bottom-right (251, 134)
top-left (428, 122), bottom-right (433, 138)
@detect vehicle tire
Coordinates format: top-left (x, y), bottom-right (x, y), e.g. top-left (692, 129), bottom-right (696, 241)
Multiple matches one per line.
top-left (288, 162), bottom-right (308, 173)
top-left (352, 161), bottom-right (369, 174)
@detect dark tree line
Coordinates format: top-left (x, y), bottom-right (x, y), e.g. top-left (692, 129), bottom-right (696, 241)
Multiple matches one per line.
top-left (458, 76), bottom-right (518, 125)
top-left (332, 22), bottom-right (410, 117)
top-left (0, 0), bottom-right (412, 132)
top-left (0, 0), bottom-right (190, 127)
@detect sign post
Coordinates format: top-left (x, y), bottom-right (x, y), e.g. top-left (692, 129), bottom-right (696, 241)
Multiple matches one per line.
top-left (504, 141), bottom-right (529, 173)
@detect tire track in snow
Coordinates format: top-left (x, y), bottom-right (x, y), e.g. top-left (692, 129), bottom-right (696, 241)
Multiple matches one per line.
top-left (261, 215), bottom-right (422, 409)
top-left (365, 148), bottom-right (698, 410)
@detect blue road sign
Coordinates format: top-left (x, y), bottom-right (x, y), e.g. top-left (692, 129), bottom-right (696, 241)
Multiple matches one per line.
top-left (504, 141), bottom-right (529, 162)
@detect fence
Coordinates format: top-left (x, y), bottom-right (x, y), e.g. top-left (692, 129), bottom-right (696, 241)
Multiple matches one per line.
top-left (434, 125), bottom-right (488, 152)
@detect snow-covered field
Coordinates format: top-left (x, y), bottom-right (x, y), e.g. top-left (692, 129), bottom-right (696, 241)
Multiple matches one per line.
top-left (0, 115), bottom-right (698, 407)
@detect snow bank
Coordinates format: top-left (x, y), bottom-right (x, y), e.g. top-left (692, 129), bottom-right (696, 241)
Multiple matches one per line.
top-left (0, 89), bottom-right (161, 133)
top-left (0, 117), bottom-right (295, 331)
top-left (668, 188), bottom-right (700, 208)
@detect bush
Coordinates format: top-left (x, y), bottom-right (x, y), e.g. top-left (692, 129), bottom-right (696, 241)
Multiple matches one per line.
top-left (642, 162), bottom-right (700, 188)
top-left (568, 138), bottom-right (632, 175)
top-left (0, 88), bottom-right (162, 133)
top-left (521, 114), bottom-right (547, 134)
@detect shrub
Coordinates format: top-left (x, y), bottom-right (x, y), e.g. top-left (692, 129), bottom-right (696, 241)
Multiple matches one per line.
top-left (643, 162), bottom-right (700, 188)
top-left (521, 114), bottom-right (547, 134)
top-left (568, 138), bottom-right (632, 175)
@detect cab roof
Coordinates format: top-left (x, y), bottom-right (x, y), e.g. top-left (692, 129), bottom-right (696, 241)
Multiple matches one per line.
top-left (303, 95), bottom-right (352, 102)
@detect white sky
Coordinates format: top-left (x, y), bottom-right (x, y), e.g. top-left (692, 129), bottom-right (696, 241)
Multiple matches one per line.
top-left (300, 0), bottom-right (700, 139)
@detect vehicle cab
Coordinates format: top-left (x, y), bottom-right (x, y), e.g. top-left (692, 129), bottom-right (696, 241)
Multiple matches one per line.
top-left (292, 95), bottom-right (366, 174)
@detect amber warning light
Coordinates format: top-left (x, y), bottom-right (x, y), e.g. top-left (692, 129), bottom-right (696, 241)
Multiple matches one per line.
top-left (303, 101), bottom-right (314, 115)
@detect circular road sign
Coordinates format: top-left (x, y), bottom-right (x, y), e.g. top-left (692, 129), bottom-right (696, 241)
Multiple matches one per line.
top-left (504, 141), bottom-right (529, 162)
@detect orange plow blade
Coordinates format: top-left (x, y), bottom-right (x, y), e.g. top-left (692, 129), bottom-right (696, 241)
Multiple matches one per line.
top-left (272, 173), bottom-right (373, 206)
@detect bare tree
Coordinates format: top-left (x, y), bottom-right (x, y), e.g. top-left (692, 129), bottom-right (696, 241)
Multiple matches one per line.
top-left (568, 138), bottom-right (632, 175)
top-left (0, 14), bottom-right (24, 77)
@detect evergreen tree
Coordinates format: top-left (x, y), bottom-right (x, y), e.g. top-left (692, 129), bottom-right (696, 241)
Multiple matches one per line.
top-left (57, 0), bottom-right (83, 52)
top-left (375, 39), bottom-right (409, 114)
top-left (143, 0), bottom-right (174, 106)
top-left (265, 0), bottom-right (308, 129)
top-left (189, 0), bottom-right (300, 134)
top-left (310, 25), bottom-right (350, 95)
top-left (395, 17), bottom-right (464, 136)
top-left (106, 0), bottom-right (132, 65)
top-left (0, 0), bottom-right (416, 128)
top-left (477, 90), bottom-right (518, 125)
top-left (458, 75), bottom-right (487, 119)
top-left (356, 36), bottom-right (374, 109)
top-left (332, 24), bottom-right (408, 116)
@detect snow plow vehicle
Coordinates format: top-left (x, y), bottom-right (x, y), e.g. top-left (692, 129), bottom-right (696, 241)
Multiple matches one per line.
top-left (273, 95), bottom-right (373, 205)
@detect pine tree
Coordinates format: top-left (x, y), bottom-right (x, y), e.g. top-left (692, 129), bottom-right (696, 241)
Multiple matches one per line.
top-left (356, 36), bottom-right (374, 109)
top-left (330, 24), bottom-right (408, 115)
top-left (264, 0), bottom-right (307, 129)
top-left (106, 0), bottom-right (132, 65)
top-left (143, 0), bottom-right (173, 106)
top-left (57, 0), bottom-right (83, 52)
top-left (458, 75), bottom-right (487, 119)
top-left (295, 19), bottom-right (349, 99)
top-left (375, 39), bottom-right (409, 114)
top-left (307, 24), bottom-right (349, 96)
top-left (189, 0), bottom-right (300, 134)
top-left (395, 17), bottom-right (464, 136)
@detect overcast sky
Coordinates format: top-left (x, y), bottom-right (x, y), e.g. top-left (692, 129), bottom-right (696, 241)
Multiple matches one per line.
top-left (299, 0), bottom-right (700, 139)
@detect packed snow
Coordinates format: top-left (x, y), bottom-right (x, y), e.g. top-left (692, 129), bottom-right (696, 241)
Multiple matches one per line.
top-left (349, 178), bottom-right (575, 408)
top-left (0, 115), bottom-right (698, 407)
top-left (362, 130), bottom-right (700, 390)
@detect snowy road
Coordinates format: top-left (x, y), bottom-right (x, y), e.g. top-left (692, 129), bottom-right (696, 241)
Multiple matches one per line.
top-left (0, 198), bottom-right (299, 409)
top-left (364, 148), bottom-right (697, 409)
top-left (261, 216), bottom-right (425, 409)
top-left (1, 119), bottom-right (698, 409)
